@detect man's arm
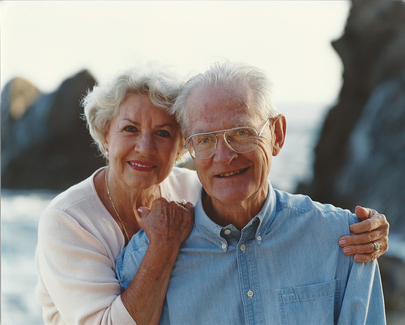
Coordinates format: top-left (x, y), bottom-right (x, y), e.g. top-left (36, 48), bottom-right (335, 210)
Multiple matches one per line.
top-left (339, 206), bottom-right (389, 262)
top-left (337, 258), bottom-right (386, 324)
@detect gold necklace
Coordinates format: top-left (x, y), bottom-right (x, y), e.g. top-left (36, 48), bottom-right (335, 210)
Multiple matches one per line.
top-left (105, 169), bottom-right (130, 243)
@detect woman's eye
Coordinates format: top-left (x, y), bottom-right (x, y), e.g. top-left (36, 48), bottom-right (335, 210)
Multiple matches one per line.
top-left (157, 130), bottom-right (171, 138)
top-left (123, 125), bottom-right (138, 132)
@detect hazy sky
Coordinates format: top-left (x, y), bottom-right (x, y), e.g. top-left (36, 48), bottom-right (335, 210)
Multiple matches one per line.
top-left (1, 1), bottom-right (350, 105)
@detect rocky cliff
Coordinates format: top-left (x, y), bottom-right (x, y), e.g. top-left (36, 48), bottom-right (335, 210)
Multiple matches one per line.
top-left (297, 1), bottom-right (405, 320)
top-left (1, 70), bottom-right (105, 190)
top-left (298, 0), bottom-right (405, 235)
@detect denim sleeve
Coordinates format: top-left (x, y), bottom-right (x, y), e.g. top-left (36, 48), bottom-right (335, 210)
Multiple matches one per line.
top-left (337, 259), bottom-right (386, 324)
top-left (115, 231), bottom-right (149, 293)
top-left (115, 246), bottom-right (130, 293)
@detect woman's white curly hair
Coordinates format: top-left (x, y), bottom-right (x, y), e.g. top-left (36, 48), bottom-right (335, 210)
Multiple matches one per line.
top-left (82, 63), bottom-right (184, 159)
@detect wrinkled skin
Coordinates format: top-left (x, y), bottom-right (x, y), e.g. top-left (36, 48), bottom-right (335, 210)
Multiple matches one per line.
top-left (121, 198), bottom-right (194, 325)
top-left (340, 206), bottom-right (389, 262)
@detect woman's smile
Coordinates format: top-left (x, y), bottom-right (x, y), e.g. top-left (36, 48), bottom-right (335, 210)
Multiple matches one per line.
top-left (128, 160), bottom-right (157, 171)
top-left (105, 93), bottom-right (182, 191)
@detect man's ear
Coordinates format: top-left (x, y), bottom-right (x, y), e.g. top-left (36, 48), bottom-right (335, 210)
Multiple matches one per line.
top-left (271, 114), bottom-right (286, 157)
top-left (175, 147), bottom-right (183, 164)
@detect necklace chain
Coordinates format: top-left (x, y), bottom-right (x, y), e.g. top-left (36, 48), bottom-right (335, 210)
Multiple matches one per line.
top-left (105, 169), bottom-right (130, 243)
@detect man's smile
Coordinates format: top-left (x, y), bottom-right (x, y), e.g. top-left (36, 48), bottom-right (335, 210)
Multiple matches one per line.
top-left (216, 167), bottom-right (248, 178)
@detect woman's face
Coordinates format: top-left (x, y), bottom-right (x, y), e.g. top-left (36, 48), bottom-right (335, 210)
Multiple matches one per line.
top-left (104, 93), bottom-right (182, 191)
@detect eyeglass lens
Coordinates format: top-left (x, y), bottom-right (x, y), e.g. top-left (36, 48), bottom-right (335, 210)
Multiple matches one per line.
top-left (188, 127), bottom-right (259, 159)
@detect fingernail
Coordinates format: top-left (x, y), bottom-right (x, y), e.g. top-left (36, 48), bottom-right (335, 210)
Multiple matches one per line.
top-left (137, 208), bottom-right (142, 215)
top-left (339, 239), bottom-right (346, 246)
top-left (343, 247), bottom-right (351, 254)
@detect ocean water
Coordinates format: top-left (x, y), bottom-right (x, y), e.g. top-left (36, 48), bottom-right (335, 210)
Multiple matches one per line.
top-left (0, 102), bottom-right (329, 324)
top-left (2, 190), bottom-right (58, 325)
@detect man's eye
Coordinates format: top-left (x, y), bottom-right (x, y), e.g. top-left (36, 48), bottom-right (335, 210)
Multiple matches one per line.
top-left (157, 130), bottom-right (171, 138)
top-left (123, 125), bottom-right (138, 132)
top-left (197, 136), bottom-right (213, 145)
top-left (234, 128), bottom-right (254, 137)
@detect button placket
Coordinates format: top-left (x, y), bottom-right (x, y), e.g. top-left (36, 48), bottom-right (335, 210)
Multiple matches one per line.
top-left (237, 237), bottom-right (262, 325)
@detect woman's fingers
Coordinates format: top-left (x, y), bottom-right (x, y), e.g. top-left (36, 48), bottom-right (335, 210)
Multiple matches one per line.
top-left (139, 198), bottom-right (194, 246)
top-left (350, 207), bottom-right (388, 234)
top-left (339, 206), bottom-right (389, 262)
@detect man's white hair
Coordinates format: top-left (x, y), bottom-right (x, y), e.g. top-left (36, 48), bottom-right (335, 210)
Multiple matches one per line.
top-left (171, 60), bottom-right (279, 136)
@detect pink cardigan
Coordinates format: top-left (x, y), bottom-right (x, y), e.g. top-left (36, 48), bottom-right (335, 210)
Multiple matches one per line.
top-left (35, 167), bottom-right (201, 324)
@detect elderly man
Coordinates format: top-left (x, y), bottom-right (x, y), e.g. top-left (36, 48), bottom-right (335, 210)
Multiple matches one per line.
top-left (117, 62), bottom-right (386, 324)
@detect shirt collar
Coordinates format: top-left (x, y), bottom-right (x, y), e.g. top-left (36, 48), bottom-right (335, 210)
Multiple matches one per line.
top-left (194, 183), bottom-right (277, 249)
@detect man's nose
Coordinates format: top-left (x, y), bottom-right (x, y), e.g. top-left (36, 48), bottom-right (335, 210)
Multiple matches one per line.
top-left (213, 135), bottom-right (238, 164)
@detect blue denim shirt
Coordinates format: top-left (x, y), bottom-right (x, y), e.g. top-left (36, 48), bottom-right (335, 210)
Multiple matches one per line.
top-left (116, 184), bottom-right (385, 324)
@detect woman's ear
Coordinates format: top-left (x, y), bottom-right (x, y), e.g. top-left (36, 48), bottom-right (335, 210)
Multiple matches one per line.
top-left (103, 136), bottom-right (110, 156)
top-left (271, 114), bottom-right (286, 157)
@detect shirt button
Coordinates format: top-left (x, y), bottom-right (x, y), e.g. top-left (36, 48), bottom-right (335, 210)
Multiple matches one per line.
top-left (224, 229), bottom-right (231, 235)
top-left (221, 243), bottom-right (227, 249)
top-left (247, 290), bottom-right (254, 298)
top-left (257, 236), bottom-right (262, 241)
top-left (240, 244), bottom-right (246, 252)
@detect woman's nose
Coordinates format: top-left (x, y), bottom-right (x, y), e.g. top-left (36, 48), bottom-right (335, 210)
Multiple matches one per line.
top-left (134, 132), bottom-right (157, 155)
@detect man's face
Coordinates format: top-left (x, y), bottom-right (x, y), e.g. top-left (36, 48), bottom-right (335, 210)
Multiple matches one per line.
top-left (186, 82), bottom-right (282, 209)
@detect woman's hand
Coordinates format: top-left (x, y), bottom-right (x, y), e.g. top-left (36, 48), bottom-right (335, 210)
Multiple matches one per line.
top-left (339, 206), bottom-right (389, 262)
top-left (122, 198), bottom-right (194, 325)
top-left (138, 197), bottom-right (194, 249)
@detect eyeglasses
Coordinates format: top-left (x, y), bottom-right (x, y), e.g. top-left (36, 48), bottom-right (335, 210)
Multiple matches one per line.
top-left (185, 118), bottom-right (272, 159)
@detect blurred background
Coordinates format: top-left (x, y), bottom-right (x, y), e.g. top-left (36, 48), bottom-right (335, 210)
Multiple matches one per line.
top-left (1, 1), bottom-right (404, 324)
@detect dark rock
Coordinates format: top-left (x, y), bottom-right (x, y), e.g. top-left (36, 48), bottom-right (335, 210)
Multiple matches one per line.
top-left (297, 0), bottom-right (405, 315)
top-left (379, 255), bottom-right (405, 311)
top-left (1, 70), bottom-right (105, 190)
top-left (298, 0), bottom-right (405, 231)
top-left (333, 72), bottom-right (405, 234)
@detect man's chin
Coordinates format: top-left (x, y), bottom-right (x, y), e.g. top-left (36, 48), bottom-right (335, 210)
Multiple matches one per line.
top-left (210, 190), bottom-right (253, 206)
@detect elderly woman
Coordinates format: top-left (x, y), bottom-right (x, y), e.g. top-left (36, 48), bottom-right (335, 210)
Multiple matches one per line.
top-left (35, 65), bottom-right (389, 325)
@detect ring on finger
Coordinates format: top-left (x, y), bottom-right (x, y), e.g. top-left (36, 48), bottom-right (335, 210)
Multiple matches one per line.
top-left (373, 241), bottom-right (380, 252)
top-left (176, 199), bottom-right (187, 207)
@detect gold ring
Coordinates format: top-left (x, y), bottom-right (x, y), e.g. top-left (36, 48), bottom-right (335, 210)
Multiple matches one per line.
top-left (373, 241), bottom-right (380, 252)
top-left (177, 199), bottom-right (187, 207)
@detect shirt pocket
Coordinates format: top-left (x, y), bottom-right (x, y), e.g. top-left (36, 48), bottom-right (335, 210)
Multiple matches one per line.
top-left (278, 279), bottom-right (341, 325)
